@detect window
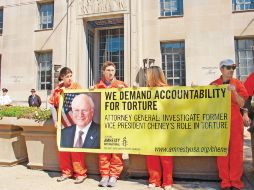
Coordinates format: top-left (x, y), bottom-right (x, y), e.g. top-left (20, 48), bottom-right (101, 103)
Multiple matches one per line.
top-left (38, 2), bottom-right (54, 29)
top-left (98, 28), bottom-right (124, 82)
top-left (160, 0), bottom-right (183, 16)
top-left (87, 28), bottom-right (95, 87)
top-left (232, 0), bottom-right (254, 11)
top-left (0, 9), bottom-right (3, 34)
top-left (161, 42), bottom-right (185, 86)
top-left (235, 39), bottom-right (254, 81)
top-left (36, 52), bottom-right (53, 90)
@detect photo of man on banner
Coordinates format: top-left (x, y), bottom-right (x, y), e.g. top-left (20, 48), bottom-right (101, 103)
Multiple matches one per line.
top-left (60, 93), bottom-right (101, 149)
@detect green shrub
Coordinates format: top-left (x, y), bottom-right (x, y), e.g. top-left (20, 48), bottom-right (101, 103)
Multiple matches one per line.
top-left (0, 106), bottom-right (52, 122)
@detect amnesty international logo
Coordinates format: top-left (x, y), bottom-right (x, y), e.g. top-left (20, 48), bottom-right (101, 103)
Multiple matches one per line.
top-left (103, 136), bottom-right (128, 147)
top-left (104, 136), bottom-right (120, 146)
top-left (122, 137), bottom-right (128, 147)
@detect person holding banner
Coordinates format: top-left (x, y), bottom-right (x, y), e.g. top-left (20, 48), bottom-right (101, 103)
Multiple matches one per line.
top-left (146, 66), bottom-right (174, 190)
top-left (94, 61), bottom-right (128, 187)
top-left (243, 72), bottom-right (254, 132)
top-left (49, 67), bottom-right (87, 184)
top-left (210, 59), bottom-right (248, 190)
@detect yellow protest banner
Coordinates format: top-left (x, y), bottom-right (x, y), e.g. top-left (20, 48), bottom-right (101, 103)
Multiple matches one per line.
top-left (57, 85), bottom-right (231, 156)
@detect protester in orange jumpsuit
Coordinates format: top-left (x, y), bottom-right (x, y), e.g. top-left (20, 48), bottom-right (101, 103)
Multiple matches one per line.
top-left (93, 61), bottom-right (128, 187)
top-left (49, 67), bottom-right (87, 184)
top-left (210, 59), bottom-right (248, 190)
top-left (146, 66), bottom-right (174, 190)
top-left (243, 72), bottom-right (254, 174)
top-left (243, 72), bottom-right (254, 131)
top-left (244, 73), bottom-right (254, 97)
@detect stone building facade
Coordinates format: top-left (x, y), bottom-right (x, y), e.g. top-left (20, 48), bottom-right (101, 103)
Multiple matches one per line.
top-left (0, 0), bottom-right (253, 106)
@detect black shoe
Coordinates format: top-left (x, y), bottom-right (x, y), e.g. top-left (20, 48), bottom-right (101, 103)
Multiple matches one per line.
top-left (231, 187), bottom-right (240, 190)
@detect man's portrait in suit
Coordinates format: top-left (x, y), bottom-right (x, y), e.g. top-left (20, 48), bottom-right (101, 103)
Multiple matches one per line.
top-left (60, 94), bottom-right (100, 149)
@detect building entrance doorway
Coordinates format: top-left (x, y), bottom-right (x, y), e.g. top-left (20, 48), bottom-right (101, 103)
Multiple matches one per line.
top-left (86, 18), bottom-right (124, 85)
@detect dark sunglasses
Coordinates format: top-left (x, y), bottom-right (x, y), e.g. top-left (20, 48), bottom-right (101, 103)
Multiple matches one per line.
top-left (223, 65), bottom-right (236, 70)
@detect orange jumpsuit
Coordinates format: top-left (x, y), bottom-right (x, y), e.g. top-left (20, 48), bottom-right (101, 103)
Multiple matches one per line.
top-left (49, 82), bottom-right (87, 178)
top-left (95, 78), bottom-right (128, 178)
top-left (146, 84), bottom-right (173, 188)
top-left (244, 73), bottom-right (254, 97)
top-left (244, 73), bottom-right (254, 132)
top-left (146, 156), bottom-right (173, 187)
top-left (210, 77), bottom-right (248, 189)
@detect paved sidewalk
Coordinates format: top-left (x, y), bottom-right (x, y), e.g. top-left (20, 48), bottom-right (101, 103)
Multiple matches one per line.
top-left (0, 165), bottom-right (221, 190)
top-left (243, 128), bottom-right (254, 189)
top-left (0, 129), bottom-right (253, 190)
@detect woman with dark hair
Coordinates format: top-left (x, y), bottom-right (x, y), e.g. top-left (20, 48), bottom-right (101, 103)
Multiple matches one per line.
top-left (146, 66), bottom-right (174, 190)
top-left (49, 67), bottom-right (87, 184)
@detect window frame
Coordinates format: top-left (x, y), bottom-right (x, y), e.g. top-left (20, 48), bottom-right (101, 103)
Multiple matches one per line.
top-left (37, 1), bottom-right (54, 30)
top-left (0, 8), bottom-right (3, 35)
top-left (232, 0), bottom-right (254, 12)
top-left (160, 0), bottom-right (184, 17)
top-left (160, 41), bottom-right (186, 86)
top-left (35, 51), bottom-right (53, 90)
top-left (97, 27), bottom-right (124, 82)
top-left (235, 38), bottom-right (254, 82)
top-left (87, 27), bottom-right (95, 87)
top-left (90, 27), bottom-right (125, 84)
